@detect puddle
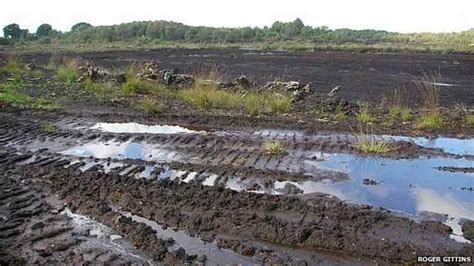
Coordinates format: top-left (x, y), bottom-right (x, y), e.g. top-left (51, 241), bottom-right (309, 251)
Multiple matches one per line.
top-left (63, 208), bottom-right (152, 263)
top-left (261, 154), bottom-right (473, 242)
top-left (253, 129), bottom-right (305, 139)
top-left (90, 122), bottom-right (203, 135)
top-left (60, 140), bottom-right (179, 163)
top-left (122, 212), bottom-right (258, 264)
top-left (384, 135), bottom-right (474, 156)
top-left (424, 82), bottom-right (456, 87)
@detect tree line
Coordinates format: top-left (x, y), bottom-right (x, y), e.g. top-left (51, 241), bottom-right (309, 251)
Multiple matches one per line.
top-left (2, 19), bottom-right (473, 50)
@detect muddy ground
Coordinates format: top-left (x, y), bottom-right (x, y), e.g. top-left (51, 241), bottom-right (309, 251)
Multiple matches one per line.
top-left (9, 49), bottom-right (474, 106)
top-left (0, 49), bottom-right (473, 264)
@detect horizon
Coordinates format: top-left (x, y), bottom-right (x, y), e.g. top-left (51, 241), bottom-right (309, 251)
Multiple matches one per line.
top-left (1, 0), bottom-right (473, 36)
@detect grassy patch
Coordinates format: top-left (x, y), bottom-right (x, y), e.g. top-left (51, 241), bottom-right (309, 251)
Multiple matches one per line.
top-left (1, 56), bottom-right (22, 74)
top-left (262, 140), bottom-right (284, 155)
top-left (178, 81), bottom-right (241, 110)
top-left (135, 97), bottom-right (163, 114)
top-left (357, 106), bottom-right (375, 123)
top-left (243, 93), bottom-right (261, 117)
top-left (122, 76), bottom-right (171, 96)
top-left (122, 76), bottom-right (142, 94)
top-left (32, 97), bottom-right (60, 110)
top-left (354, 137), bottom-right (394, 154)
top-left (415, 75), bottom-right (440, 110)
top-left (400, 108), bottom-right (412, 122)
top-left (414, 111), bottom-right (444, 129)
top-left (56, 60), bottom-right (79, 84)
top-left (0, 83), bottom-right (30, 105)
top-left (353, 124), bottom-right (394, 154)
top-left (267, 94), bottom-right (291, 114)
top-left (39, 122), bottom-right (57, 133)
top-left (466, 115), bottom-right (474, 127)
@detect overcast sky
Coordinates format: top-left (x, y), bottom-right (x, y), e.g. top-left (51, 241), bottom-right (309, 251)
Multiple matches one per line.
top-left (1, 0), bottom-right (473, 35)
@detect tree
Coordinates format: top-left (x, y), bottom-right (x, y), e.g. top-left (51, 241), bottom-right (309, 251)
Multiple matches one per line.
top-left (3, 23), bottom-right (21, 39)
top-left (36, 23), bottom-right (53, 37)
top-left (71, 22), bottom-right (92, 32)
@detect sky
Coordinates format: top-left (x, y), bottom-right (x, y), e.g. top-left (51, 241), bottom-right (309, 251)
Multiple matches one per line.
top-left (1, 0), bottom-right (473, 35)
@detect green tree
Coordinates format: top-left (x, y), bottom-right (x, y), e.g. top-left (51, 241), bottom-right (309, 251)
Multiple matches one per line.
top-left (71, 22), bottom-right (92, 32)
top-left (36, 23), bottom-right (53, 37)
top-left (3, 23), bottom-right (21, 39)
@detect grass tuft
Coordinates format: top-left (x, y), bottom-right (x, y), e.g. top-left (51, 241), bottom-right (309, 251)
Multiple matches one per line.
top-left (268, 94), bottom-right (291, 114)
top-left (465, 115), bottom-right (474, 127)
top-left (178, 80), bottom-right (240, 110)
top-left (414, 111), bottom-right (444, 129)
top-left (357, 106), bottom-right (375, 123)
top-left (135, 97), bottom-right (163, 114)
top-left (0, 83), bottom-right (30, 105)
top-left (262, 140), bottom-right (284, 155)
top-left (32, 97), bottom-right (60, 110)
top-left (39, 122), bottom-right (57, 133)
top-left (415, 74), bottom-right (440, 110)
top-left (56, 59), bottom-right (79, 84)
top-left (353, 124), bottom-right (394, 154)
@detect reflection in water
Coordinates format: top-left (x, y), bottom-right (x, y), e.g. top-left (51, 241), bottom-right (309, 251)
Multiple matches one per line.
top-left (414, 188), bottom-right (474, 243)
top-left (61, 140), bottom-right (179, 163)
top-left (122, 212), bottom-right (257, 264)
top-left (385, 135), bottom-right (474, 156)
top-left (91, 122), bottom-right (202, 135)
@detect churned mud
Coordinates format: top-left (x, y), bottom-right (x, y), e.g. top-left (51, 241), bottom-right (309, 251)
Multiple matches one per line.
top-left (1, 49), bottom-right (473, 264)
top-left (0, 107), bottom-right (473, 264)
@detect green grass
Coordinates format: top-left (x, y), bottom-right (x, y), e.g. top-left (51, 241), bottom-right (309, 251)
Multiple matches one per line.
top-left (56, 60), bottom-right (79, 84)
top-left (122, 76), bottom-right (172, 96)
top-left (244, 93), bottom-right (261, 117)
top-left (388, 106), bottom-right (402, 118)
top-left (122, 76), bottom-right (142, 94)
top-left (334, 104), bottom-right (348, 121)
top-left (357, 107), bottom-right (375, 123)
top-left (85, 79), bottom-right (121, 100)
top-left (32, 97), bottom-right (60, 110)
top-left (1, 56), bottom-right (22, 74)
top-left (39, 122), bottom-right (57, 133)
top-left (0, 83), bottom-right (30, 105)
top-left (135, 97), bottom-right (163, 114)
top-left (414, 111), bottom-right (444, 129)
top-left (353, 124), bottom-right (394, 154)
top-left (178, 81), bottom-right (241, 110)
top-left (466, 115), bottom-right (474, 127)
top-left (267, 94), bottom-right (291, 114)
top-left (385, 106), bottom-right (411, 125)
top-left (400, 108), bottom-right (412, 122)
top-left (262, 140), bottom-right (284, 155)
top-left (354, 137), bottom-right (394, 154)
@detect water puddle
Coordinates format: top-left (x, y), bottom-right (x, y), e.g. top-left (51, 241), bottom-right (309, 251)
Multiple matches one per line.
top-left (263, 154), bottom-right (473, 242)
top-left (63, 208), bottom-right (152, 263)
top-left (60, 140), bottom-right (179, 163)
top-left (384, 135), bottom-right (474, 156)
top-left (121, 212), bottom-right (258, 264)
top-left (90, 122), bottom-right (204, 135)
top-left (424, 82), bottom-right (457, 87)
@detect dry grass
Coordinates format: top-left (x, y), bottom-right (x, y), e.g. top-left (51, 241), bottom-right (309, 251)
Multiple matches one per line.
top-left (414, 73), bottom-right (440, 110)
top-left (178, 80), bottom-right (240, 110)
top-left (262, 140), bottom-right (284, 155)
top-left (414, 111), bottom-right (444, 129)
top-left (357, 106), bottom-right (375, 123)
top-left (353, 124), bottom-right (394, 154)
top-left (466, 115), bottom-right (474, 127)
top-left (56, 59), bottom-right (79, 84)
top-left (135, 97), bottom-right (162, 114)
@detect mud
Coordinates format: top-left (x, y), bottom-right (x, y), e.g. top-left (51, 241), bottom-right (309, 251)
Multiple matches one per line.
top-left (10, 49), bottom-right (474, 106)
top-left (1, 49), bottom-right (474, 264)
top-left (0, 108), bottom-right (473, 264)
